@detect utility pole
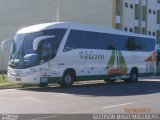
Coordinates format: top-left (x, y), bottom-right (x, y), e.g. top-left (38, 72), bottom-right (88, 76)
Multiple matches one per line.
top-left (55, 0), bottom-right (59, 22)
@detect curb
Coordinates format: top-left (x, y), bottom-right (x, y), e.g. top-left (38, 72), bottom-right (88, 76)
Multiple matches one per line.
top-left (141, 76), bottom-right (160, 79)
top-left (0, 85), bottom-right (23, 90)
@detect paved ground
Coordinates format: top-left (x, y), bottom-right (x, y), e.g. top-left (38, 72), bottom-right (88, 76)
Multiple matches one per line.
top-left (0, 78), bottom-right (159, 119)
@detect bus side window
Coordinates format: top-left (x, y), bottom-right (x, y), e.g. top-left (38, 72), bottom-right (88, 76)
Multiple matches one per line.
top-left (104, 34), bottom-right (117, 50)
top-left (126, 37), bottom-right (136, 51)
top-left (40, 39), bottom-right (53, 63)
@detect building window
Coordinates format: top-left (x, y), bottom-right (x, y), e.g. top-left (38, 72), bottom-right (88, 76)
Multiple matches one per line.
top-left (130, 28), bottom-right (133, 32)
top-left (149, 9), bottom-right (152, 14)
top-left (124, 27), bottom-right (128, 31)
top-left (130, 4), bottom-right (133, 9)
top-left (157, 10), bottom-right (160, 24)
top-left (157, 30), bottom-right (160, 44)
top-left (125, 3), bottom-right (128, 8)
top-left (148, 31), bottom-right (151, 35)
top-left (142, 28), bottom-right (147, 34)
top-left (142, 6), bottom-right (147, 21)
top-left (153, 10), bottom-right (156, 14)
top-left (135, 4), bottom-right (139, 19)
top-left (134, 27), bottom-right (140, 33)
top-left (153, 32), bottom-right (155, 36)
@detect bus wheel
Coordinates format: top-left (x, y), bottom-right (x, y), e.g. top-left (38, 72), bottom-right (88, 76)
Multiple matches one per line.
top-left (61, 70), bottom-right (75, 87)
top-left (125, 69), bottom-right (138, 83)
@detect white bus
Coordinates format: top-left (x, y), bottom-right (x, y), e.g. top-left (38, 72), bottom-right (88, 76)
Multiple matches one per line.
top-left (2, 22), bottom-right (156, 87)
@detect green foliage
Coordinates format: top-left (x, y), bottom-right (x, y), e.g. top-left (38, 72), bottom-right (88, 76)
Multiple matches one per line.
top-left (0, 75), bottom-right (16, 87)
top-left (0, 75), bottom-right (8, 82)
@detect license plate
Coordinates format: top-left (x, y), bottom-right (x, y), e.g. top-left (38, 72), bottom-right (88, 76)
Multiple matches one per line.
top-left (16, 78), bottom-right (21, 81)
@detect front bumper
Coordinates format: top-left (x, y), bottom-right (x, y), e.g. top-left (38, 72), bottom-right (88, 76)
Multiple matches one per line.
top-left (8, 72), bottom-right (40, 84)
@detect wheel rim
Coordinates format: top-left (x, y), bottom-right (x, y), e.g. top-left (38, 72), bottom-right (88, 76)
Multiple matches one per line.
top-left (64, 74), bottom-right (72, 85)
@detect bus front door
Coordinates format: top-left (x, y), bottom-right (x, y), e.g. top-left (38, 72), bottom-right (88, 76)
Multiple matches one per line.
top-left (39, 38), bottom-right (53, 85)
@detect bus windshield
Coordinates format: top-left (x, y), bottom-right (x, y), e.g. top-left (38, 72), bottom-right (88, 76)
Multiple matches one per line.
top-left (9, 32), bottom-right (42, 69)
top-left (9, 29), bottom-right (66, 69)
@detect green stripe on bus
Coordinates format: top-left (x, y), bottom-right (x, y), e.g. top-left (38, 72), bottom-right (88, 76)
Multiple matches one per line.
top-left (118, 51), bottom-right (127, 71)
top-left (76, 75), bottom-right (109, 81)
top-left (105, 50), bottom-right (115, 69)
top-left (42, 72), bottom-right (157, 84)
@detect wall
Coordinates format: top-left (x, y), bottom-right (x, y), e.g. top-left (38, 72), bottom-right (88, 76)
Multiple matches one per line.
top-left (146, 0), bottom-right (157, 36)
top-left (59, 0), bottom-right (113, 27)
top-left (0, 0), bottom-right (56, 70)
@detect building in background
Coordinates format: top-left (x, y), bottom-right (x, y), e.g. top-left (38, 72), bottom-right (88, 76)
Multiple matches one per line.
top-left (0, 0), bottom-right (160, 70)
top-left (114, 0), bottom-right (160, 44)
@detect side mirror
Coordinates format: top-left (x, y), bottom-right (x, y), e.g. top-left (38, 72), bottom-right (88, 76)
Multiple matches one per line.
top-left (24, 54), bottom-right (38, 65)
top-left (1, 38), bottom-right (13, 52)
top-left (33, 36), bottom-right (55, 51)
top-left (1, 38), bottom-right (13, 80)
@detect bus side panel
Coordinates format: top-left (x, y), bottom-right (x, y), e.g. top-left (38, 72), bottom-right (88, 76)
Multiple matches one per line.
top-left (122, 51), bottom-right (156, 76)
top-left (56, 49), bottom-right (113, 81)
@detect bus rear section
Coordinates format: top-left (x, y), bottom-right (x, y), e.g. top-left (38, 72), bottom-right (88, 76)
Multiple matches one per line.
top-left (61, 27), bottom-right (155, 85)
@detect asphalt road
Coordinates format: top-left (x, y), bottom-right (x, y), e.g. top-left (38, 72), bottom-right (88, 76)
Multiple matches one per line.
top-left (0, 78), bottom-right (159, 119)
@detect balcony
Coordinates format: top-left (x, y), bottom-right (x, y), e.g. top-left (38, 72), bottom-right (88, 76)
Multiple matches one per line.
top-left (115, 15), bottom-right (121, 24)
top-left (142, 21), bottom-right (146, 28)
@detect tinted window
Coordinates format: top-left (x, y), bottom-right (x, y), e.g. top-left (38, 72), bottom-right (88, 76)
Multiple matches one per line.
top-left (43, 29), bottom-right (66, 49)
top-left (119, 36), bottom-right (155, 52)
top-left (64, 29), bottom-right (155, 52)
top-left (114, 35), bottom-right (141, 51)
top-left (104, 34), bottom-right (117, 50)
top-left (23, 32), bottom-right (42, 55)
top-left (145, 38), bottom-right (155, 51)
top-left (40, 38), bottom-right (56, 63)
top-left (22, 29), bottom-right (66, 56)
top-left (64, 30), bottom-right (118, 51)
top-left (41, 38), bottom-right (53, 60)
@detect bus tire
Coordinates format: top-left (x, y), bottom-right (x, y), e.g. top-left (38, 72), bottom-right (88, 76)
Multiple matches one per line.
top-left (125, 68), bottom-right (138, 83)
top-left (61, 69), bottom-right (76, 87)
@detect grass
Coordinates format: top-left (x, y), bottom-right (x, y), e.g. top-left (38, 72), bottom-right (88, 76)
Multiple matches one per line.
top-left (0, 74), bottom-right (38, 88)
top-left (0, 74), bottom-right (16, 88)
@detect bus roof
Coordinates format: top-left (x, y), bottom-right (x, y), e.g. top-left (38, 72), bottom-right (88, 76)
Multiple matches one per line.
top-left (17, 22), bottom-right (155, 39)
top-left (17, 22), bottom-right (70, 34)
